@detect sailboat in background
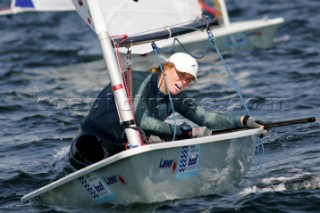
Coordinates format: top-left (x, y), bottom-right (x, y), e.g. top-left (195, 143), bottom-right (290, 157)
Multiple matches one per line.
top-left (1, 0), bottom-right (285, 53)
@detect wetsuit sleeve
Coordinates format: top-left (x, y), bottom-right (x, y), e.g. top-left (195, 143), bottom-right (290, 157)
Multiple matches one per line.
top-left (135, 96), bottom-right (182, 137)
top-left (139, 111), bottom-right (183, 137)
top-left (174, 92), bottom-right (242, 129)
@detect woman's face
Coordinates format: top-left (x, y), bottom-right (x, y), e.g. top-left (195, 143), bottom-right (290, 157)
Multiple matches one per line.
top-left (162, 66), bottom-right (195, 95)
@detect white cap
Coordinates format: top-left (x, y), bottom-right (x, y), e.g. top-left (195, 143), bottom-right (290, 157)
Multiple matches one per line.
top-left (167, 52), bottom-right (198, 83)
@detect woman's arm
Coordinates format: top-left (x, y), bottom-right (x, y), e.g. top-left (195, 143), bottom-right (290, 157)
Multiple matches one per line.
top-left (174, 92), bottom-right (242, 130)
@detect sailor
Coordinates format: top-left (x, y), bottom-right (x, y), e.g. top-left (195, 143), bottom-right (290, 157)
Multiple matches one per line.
top-left (69, 52), bottom-right (264, 169)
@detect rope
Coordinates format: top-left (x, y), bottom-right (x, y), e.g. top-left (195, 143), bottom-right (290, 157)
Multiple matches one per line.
top-left (255, 137), bottom-right (265, 170)
top-left (152, 42), bottom-right (177, 141)
top-left (173, 38), bottom-right (210, 59)
top-left (114, 35), bottom-right (144, 146)
top-left (122, 126), bottom-right (147, 149)
top-left (114, 35), bottom-right (135, 116)
top-left (207, 29), bottom-right (251, 116)
top-left (158, 37), bottom-right (211, 60)
top-left (157, 16), bottom-right (213, 59)
top-left (126, 49), bottom-right (133, 102)
top-left (207, 29), bottom-right (265, 167)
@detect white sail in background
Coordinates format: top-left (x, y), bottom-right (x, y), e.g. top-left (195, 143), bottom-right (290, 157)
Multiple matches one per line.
top-left (72, 0), bottom-right (202, 54)
top-left (0, 0), bottom-right (75, 15)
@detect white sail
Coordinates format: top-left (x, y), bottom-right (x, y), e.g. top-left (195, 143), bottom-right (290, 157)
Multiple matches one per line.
top-left (72, 0), bottom-right (202, 54)
top-left (0, 0), bottom-right (75, 15)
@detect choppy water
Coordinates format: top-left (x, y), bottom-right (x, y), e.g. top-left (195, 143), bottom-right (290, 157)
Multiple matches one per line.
top-left (1, 0), bottom-right (319, 212)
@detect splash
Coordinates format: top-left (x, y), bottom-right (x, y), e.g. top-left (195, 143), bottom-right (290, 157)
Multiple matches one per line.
top-left (52, 146), bottom-right (70, 174)
top-left (239, 172), bottom-right (320, 196)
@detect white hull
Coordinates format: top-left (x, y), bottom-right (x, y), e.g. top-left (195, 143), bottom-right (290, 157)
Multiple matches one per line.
top-left (21, 128), bottom-right (262, 206)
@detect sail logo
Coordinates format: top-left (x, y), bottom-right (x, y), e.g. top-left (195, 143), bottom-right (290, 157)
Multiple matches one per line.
top-left (159, 158), bottom-right (174, 168)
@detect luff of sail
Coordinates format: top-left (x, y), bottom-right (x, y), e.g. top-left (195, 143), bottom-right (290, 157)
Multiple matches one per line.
top-left (72, 0), bottom-right (205, 54)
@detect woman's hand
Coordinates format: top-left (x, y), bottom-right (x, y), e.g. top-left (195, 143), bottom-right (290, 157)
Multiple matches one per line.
top-left (178, 123), bottom-right (212, 139)
top-left (241, 115), bottom-right (267, 136)
top-left (241, 115), bottom-right (265, 128)
top-left (192, 127), bottom-right (212, 138)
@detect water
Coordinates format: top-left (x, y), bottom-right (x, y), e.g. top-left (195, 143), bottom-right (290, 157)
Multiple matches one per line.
top-left (1, 0), bottom-right (319, 212)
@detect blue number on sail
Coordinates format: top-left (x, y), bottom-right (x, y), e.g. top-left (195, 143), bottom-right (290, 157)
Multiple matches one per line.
top-left (15, 0), bottom-right (34, 8)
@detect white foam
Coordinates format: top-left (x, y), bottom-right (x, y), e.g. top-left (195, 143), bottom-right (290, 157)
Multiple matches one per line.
top-left (239, 183), bottom-right (287, 196)
top-left (239, 172), bottom-right (320, 196)
top-left (52, 146), bottom-right (70, 173)
top-left (53, 146), bottom-right (69, 160)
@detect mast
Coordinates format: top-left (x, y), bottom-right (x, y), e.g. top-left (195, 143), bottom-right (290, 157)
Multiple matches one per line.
top-left (10, 0), bottom-right (16, 12)
top-left (217, 0), bottom-right (230, 27)
top-left (11, 0), bottom-right (16, 9)
top-left (86, 0), bottom-right (141, 147)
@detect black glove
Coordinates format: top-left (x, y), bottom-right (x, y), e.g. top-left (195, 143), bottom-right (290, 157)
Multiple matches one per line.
top-left (242, 115), bottom-right (265, 128)
top-left (177, 122), bottom-right (192, 139)
top-left (242, 115), bottom-right (267, 137)
top-left (178, 122), bottom-right (212, 139)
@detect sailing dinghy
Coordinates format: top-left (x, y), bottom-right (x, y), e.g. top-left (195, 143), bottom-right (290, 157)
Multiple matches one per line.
top-left (21, 0), bottom-right (265, 206)
top-left (0, 0), bottom-right (284, 52)
top-left (22, 130), bottom-right (262, 205)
